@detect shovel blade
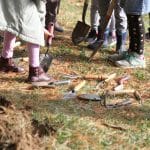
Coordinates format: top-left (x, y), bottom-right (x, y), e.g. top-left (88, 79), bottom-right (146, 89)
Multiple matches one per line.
top-left (63, 92), bottom-right (76, 100)
top-left (72, 21), bottom-right (90, 45)
top-left (77, 94), bottom-right (102, 101)
top-left (40, 53), bottom-right (53, 73)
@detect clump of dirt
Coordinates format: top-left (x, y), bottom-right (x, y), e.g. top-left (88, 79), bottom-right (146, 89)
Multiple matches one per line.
top-left (0, 96), bottom-right (54, 150)
top-left (32, 118), bottom-right (57, 138)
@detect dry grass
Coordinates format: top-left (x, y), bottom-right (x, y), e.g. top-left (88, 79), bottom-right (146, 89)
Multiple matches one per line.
top-left (0, 0), bottom-right (150, 149)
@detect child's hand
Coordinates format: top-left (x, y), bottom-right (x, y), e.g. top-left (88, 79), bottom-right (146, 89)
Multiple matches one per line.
top-left (44, 28), bottom-right (54, 39)
top-left (44, 28), bottom-right (54, 46)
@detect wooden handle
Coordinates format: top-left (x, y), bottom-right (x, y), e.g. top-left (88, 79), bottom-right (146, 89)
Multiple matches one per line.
top-left (108, 89), bottom-right (135, 96)
top-left (105, 73), bottom-right (116, 82)
top-left (83, 75), bottom-right (107, 80)
top-left (74, 80), bottom-right (86, 92)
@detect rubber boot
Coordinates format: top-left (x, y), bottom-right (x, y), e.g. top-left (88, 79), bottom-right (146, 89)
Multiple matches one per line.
top-left (116, 31), bottom-right (127, 54)
top-left (54, 21), bottom-right (64, 32)
top-left (102, 30), bottom-right (109, 48)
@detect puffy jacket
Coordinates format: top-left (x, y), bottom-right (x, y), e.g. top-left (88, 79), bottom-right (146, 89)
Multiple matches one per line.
top-left (121, 0), bottom-right (150, 15)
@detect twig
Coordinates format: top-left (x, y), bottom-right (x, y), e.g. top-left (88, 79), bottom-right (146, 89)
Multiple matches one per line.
top-left (102, 123), bottom-right (127, 131)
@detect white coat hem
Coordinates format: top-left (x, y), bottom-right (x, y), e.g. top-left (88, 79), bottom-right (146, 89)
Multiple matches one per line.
top-left (0, 26), bottom-right (45, 46)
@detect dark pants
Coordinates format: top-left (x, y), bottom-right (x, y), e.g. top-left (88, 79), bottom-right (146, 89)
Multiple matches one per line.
top-left (127, 14), bottom-right (145, 55)
top-left (45, 0), bottom-right (61, 28)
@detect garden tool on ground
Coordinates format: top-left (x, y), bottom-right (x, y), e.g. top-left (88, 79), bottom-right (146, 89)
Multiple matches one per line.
top-left (72, 0), bottom-right (90, 45)
top-left (77, 89), bottom-right (139, 108)
top-left (62, 74), bottom-right (109, 81)
top-left (106, 89), bottom-right (142, 104)
top-left (32, 80), bottom-right (71, 88)
top-left (77, 93), bottom-right (132, 108)
top-left (63, 80), bottom-right (86, 100)
top-left (114, 75), bottom-right (130, 91)
top-left (77, 94), bottom-right (102, 101)
top-left (96, 73), bottom-right (117, 89)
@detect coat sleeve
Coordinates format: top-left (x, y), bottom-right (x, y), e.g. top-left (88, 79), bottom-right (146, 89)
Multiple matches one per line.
top-left (32, 0), bottom-right (46, 26)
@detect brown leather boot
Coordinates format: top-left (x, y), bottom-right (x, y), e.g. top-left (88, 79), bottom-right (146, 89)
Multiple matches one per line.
top-left (28, 66), bottom-right (53, 82)
top-left (0, 56), bottom-right (24, 73)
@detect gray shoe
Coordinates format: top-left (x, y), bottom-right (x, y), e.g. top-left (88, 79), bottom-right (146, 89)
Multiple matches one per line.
top-left (107, 51), bottom-right (128, 63)
top-left (87, 39), bottom-right (103, 50)
top-left (115, 52), bottom-right (146, 68)
top-left (86, 29), bottom-right (97, 44)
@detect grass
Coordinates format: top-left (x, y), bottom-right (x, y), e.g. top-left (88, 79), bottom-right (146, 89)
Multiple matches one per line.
top-left (0, 0), bottom-right (150, 149)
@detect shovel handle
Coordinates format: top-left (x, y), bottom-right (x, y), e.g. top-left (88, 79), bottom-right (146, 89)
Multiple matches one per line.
top-left (47, 23), bottom-right (54, 46)
top-left (108, 89), bottom-right (135, 96)
top-left (83, 75), bottom-right (107, 80)
top-left (82, 0), bottom-right (89, 23)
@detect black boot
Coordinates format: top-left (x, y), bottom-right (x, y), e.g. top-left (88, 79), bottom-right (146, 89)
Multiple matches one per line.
top-left (86, 29), bottom-right (97, 44)
top-left (54, 22), bottom-right (64, 32)
top-left (87, 26), bottom-right (103, 50)
top-left (116, 31), bottom-right (127, 54)
top-left (0, 56), bottom-right (24, 73)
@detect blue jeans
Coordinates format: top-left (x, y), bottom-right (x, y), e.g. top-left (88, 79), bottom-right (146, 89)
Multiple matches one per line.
top-left (122, 0), bottom-right (150, 15)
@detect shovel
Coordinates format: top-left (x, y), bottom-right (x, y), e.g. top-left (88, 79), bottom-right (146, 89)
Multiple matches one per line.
top-left (72, 0), bottom-right (90, 45)
top-left (77, 94), bottom-right (102, 101)
top-left (89, 0), bottom-right (117, 60)
top-left (40, 24), bottom-right (54, 73)
top-left (40, 51), bottom-right (53, 73)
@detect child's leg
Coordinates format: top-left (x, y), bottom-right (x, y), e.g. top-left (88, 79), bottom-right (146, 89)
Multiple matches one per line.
top-left (90, 0), bottom-right (100, 31)
top-left (127, 14), bottom-right (144, 55)
top-left (45, 0), bottom-right (58, 28)
top-left (27, 43), bottom-right (40, 67)
top-left (115, 0), bottom-right (127, 53)
top-left (0, 31), bottom-right (24, 72)
top-left (1, 31), bottom-right (16, 58)
top-left (114, 14), bottom-right (146, 68)
top-left (86, 0), bottom-right (99, 44)
top-left (109, 11), bottom-right (116, 38)
top-left (27, 43), bottom-right (52, 82)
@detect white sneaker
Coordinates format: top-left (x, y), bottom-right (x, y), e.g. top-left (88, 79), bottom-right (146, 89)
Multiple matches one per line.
top-left (115, 52), bottom-right (146, 68)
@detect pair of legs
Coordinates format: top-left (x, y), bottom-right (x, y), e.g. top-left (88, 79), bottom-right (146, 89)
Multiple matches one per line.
top-left (87, 0), bottom-right (116, 46)
top-left (0, 31), bottom-right (51, 82)
top-left (88, 0), bottom-right (127, 53)
top-left (108, 0), bottom-right (149, 68)
top-left (108, 14), bottom-right (146, 68)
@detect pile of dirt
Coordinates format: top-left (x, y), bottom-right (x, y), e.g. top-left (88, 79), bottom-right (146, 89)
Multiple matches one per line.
top-left (0, 96), bottom-right (45, 150)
